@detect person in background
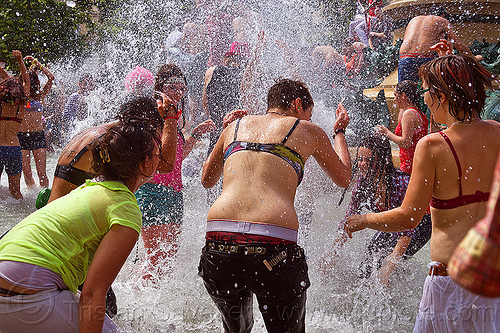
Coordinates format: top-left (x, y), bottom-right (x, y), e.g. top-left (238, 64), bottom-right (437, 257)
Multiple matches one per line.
top-left (320, 135), bottom-right (431, 284)
top-left (0, 50), bottom-right (30, 200)
top-left (0, 120), bottom-right (161, 333)
top-left (398, 6), bottom-right (475, 82)
top-left (199, 79), bottom-right (351, 333)
top-left (368, 5), bottom-right (393, 51)
top-left (17, 56), bottom-right (54, 188)
top-left (61, 73), bottom-right (96, 142)
top-left (123, 66), bottom-right (155, 99)
top-left (376, 80), bottom-right (428, 175)
top-left (344, 54), bottom-right (500, 332)
top-left (136, 64), bottom-right (215, 281)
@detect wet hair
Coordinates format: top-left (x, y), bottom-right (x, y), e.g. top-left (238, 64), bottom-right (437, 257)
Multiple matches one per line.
top-left (395, 80), bottom-right (420, 106)
top-left (154, 64), bottom-right (187, 92)
top-left (429, 4), bottom-right (447, 17)
top-left (116, 96), bottom-right (163, 132)
top-left (348, 134), bottom-right (399, 209)
top-left (28, 71), bottom-right (41, 100)
top-left (419, 54), bottom-right (493, 121)
top-left (0, 77), bottom-right (27, 104)
top-left (91, 122), bottom-right (156, 183)
top-left (267, 78), bottom-right (313, 111)
top-left (154, 64), bottom-right (187, 128)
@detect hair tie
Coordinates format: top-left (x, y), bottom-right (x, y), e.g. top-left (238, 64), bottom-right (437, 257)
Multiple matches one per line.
top-left (100, 147), bottom-right (111, 163)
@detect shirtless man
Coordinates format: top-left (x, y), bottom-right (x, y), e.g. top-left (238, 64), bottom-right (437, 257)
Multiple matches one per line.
top-left (399, 12), bottom-right (472, 82)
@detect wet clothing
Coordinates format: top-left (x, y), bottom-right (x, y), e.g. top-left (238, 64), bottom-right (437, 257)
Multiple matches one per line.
top-left (0, 289), bottom-right (118, 333)
top-left (26, 100), bottom-right (43, 113)
top-left (394, 107), bottom-right (428, 175)
top-left (53, 135), bottom-right (102, 186)
top-left (413, 262), bottom-right (500, 333)
top-left (206, 65), bottom-right (244, 153)
top-left (135, 183), bottom-right (183, 227)
top-left (136, 130), bottom-right (185, 227)
top-left (0, 180), bottom-right (142, 293)
top-left (223, 118), bottom-right (305, 186)
top-left (198, 240), bottom-right (309, 333)
top-left (430, 131), bottom-right (490, 209)
top-left (398, 54), bottom-right (436, 82)
top-left (343, 170), bottom-right (431, 277)
top-left (17, 131), bottom-right (47, 150)
top-left (0, 146), bottom-right (22, 176)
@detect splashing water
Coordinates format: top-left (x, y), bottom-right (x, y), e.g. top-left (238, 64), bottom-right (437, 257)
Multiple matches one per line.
top-left (1, 0), bottom-right (433, 331)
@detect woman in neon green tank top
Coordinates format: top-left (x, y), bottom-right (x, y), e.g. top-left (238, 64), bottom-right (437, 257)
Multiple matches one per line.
top-left (0, 120), bottom-right (165, 333)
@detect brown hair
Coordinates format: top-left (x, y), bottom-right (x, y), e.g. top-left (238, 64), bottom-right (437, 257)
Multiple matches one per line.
top-left (154, 64), bottom-right (187, 92)
top-left (0, 77), bottom-right (27, 104)
top-left (116, 96), bottom-right (163, 132)
top-left (91, 122), bottom-right (156, 183)
top-left (267, 78), bottom-right (313, 111)
top-left (419, 54), bottom-right (493, 121)
top-left (395, 80), bottom-right (420, 106)
top-left (28, 71), bottom-right (41, 100)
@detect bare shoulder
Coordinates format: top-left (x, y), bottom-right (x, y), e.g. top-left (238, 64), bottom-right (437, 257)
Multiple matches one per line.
top-left (416, 132), bottom-right (444, 154)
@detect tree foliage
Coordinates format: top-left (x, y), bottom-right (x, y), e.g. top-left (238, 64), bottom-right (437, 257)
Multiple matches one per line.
top-left (0, 0), bottom-right (118, 70)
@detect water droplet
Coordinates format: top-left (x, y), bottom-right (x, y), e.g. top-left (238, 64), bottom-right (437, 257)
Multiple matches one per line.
top-left (300, 281), bottom-right (307, 287)
top-left (234, 283), bottom-right (238, 288)
top-left (263, 304), bottom-right (268, 310)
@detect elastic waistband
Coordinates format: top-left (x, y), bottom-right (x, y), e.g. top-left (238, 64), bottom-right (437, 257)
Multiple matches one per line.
top-left (399, 52), bottom-right (436, 59)
top-left (206, 220), bottom-right (298, 242)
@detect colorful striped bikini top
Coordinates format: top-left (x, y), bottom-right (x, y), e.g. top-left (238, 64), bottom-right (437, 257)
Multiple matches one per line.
top-left (429, 131), bottom-right (490, 209)
top-left (223, 117), bottom-right (306, 186)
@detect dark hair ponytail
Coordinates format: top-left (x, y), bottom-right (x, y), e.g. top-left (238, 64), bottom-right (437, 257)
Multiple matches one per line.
top-left (91, 122), bottom-right (156, 182)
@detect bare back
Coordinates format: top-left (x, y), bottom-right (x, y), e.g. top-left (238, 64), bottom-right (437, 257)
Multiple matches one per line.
top-left (0, 102), bottom-right (24, 146)
top-left (48, 122), bottom-right (114, 202)
top-left (400, 15), bottom-right (450, 54)
top-left (205, 115), bottom-right (344, 230)
top-left (429, 121), bottom-right (500, 263)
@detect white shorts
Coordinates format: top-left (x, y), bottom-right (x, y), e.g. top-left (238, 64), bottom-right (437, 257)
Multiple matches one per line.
top-left (0, 289), bottom-right (117, 333)
top-left (414, 273), bottom-right (500, 333)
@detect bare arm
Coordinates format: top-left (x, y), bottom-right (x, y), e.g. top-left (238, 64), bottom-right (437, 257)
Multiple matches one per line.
top-left (377, 110), bottom-right (418, 149)
top-left (445, 22), bottom-right (473, 56)
top-left (25, 57), bottom-right (55, 101)
top-left (344, 135), bottom-right (437, 235)
top-left (201, 124), bottom-right (229, 188)
top-left (156, 92), bottom-right (179, 172)
top-left (379, 235), bottom-right (411, 285)
top-left (183, 119), bottom-right (216, 159)
top-left (0, 66), bottom-right (8, 80)
top-left (202, 67), bottom-right (215, 117)
top-left (79, 225), bottom-right (138, 333)
top-left (13, 50), bottom-right (30, 97)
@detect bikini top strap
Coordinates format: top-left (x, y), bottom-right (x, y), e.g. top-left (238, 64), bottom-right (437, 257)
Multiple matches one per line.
top-left (438, 131), bottom-right (463, 196)
top-left (69, 133), bottom-right (106, 166)
top-left (282, 119), bottom-right (301, 144)
top-left (233, 117), bottom-right (243, 140)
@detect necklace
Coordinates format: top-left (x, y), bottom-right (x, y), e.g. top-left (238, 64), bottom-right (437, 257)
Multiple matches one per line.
top-left (266, 111), bottom-right (285, 116)
top-left (449, 117), bottom-right (480, 128)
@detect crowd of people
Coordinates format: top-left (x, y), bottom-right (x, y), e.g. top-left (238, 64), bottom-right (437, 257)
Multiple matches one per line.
top-left (0, 0), bottom-right (499, 332)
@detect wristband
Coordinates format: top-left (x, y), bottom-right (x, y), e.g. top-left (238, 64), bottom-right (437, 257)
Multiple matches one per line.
top-left (333, 128), bottom-right (345, 138)
top-left (190, 132), bottom-right (202, 140)
top-left (163, 108), bottom-right (181, 121)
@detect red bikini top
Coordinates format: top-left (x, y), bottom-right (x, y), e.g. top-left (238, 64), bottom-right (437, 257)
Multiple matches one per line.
top-left (429, 131), bottom-right (489, 209)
